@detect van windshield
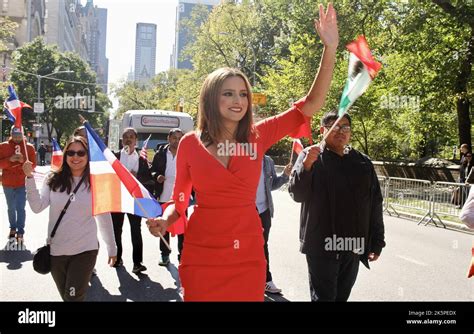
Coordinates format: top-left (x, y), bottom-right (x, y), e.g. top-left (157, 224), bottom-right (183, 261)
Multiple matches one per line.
top-left (137, 133), bottom-right (169, 151)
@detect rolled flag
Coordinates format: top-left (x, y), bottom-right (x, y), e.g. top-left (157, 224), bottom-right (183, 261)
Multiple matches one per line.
top-left (51, 139), bottom-right (63, 171)
top-left (3, 85), bottom-right (32, 128)
top-left (292, 139), bottom-right (304, 155)
top-left (338, 35), bottom-right (382, 116)
top-left (84, 121), bottom-right (162, 218)
top-left (140, 134), bottom-right (152, 162)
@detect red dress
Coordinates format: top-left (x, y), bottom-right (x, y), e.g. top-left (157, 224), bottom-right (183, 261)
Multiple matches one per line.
top-left (171, 99), bottom-right (308, 301)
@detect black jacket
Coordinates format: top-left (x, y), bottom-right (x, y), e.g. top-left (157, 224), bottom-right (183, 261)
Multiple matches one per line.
top-left (150, 144), bottom-right (169, 199)
top-left (114, 150), bottom-right (154, 194)
top-left (288, 147), bottom-right (385, 269)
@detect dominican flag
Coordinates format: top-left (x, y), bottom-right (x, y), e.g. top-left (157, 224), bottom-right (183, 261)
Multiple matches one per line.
top-left (84, 121), bottom-right (162, 218)
top-left (338, 36), bottom-right (382, 116)
top-left (51, 139), bottom-right (63, 171)
top-left (140, 134), bottom-right (151, 162)
top-left (292, 139), bottom-right (304, 155)
top-left (3, 85), bottom-right (32, 128)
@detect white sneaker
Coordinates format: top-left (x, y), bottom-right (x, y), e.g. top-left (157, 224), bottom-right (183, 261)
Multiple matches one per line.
top-left (265, 281), bottom-right (282, 294)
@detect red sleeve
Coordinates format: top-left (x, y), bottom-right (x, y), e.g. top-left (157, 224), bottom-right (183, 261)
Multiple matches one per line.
top-left (256, 97), bottom-right (311, 152)
top-left (0, 143), bottom-right (13, 169)
top-left (166, 134), bottom-right (194, 235)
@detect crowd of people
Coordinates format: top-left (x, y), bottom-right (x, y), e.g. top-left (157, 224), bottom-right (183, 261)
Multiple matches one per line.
top-left (1, 2), bottom-right (470, 302)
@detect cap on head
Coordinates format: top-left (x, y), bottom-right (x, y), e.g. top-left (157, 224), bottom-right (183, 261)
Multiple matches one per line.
top-left (11, 127), bottom-right (22, 136)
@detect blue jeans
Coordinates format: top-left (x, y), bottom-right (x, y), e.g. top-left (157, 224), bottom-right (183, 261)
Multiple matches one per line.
top-left (3, 186), bottom-right (26, 235)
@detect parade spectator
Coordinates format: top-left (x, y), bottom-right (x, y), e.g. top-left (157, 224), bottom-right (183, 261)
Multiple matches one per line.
top-left (256, 155), bottom-right (292, 294)
top-left (22, 136), bottom-right (116, 301)
top-left (150, 128), bottom-right (185, 266)
top-left (0, 126), bottom-right (36, 242)
top-left (111, 127), bottom-right (154, 274)
top-left (38, 142), bottom-right (47, 166)
top-left (146, 3), bottom-right (339, 301)
top-left (288, 110), bottom-right (385, 301)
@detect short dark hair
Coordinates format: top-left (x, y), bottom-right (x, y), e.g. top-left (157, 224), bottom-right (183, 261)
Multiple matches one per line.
top-left (320, 109), bottom-right (352, 127)
top-left (168, 128), bottom-right (183, 136)
top-left (122, 127), bottom-right (137, 138)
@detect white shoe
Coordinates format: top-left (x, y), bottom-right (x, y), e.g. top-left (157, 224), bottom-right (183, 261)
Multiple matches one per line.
top-left (265, 281), bottom-right (282, 294)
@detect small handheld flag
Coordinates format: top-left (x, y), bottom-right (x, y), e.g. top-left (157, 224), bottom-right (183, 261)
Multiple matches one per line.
top-left (140, 134), bottom-right (152, 162)
top-left (322, 36), bottom-right (381, 143)
top-left (3, 85), bottom-right (32, 128)
top-left (51, 139), bottom-right (63, 171)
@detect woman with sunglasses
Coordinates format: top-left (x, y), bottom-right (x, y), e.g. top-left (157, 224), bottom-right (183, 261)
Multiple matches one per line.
top-left (22, 136), bottom-right (117, 301)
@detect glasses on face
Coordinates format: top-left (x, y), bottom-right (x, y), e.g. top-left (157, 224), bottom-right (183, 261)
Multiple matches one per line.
top-left (66, 150), bottom-right (87, 157)
top-left (324, 124), bottom-right (351, 133)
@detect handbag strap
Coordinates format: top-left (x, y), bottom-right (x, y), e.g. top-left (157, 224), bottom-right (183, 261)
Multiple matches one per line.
top-left (50, 175), bottom-right (86, 239)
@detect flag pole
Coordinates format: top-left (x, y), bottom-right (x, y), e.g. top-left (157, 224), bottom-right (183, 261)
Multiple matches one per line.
top-left (20, 126), bottom-right (30, 163)
top-left (289, 142), bottom-right (294, 164)
top-left (133, 195), bottom-right (171, 251)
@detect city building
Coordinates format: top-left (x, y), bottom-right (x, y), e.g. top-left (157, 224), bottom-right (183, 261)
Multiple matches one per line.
top-left (134, 23), bottom-right (157, 85)
top-left (171, 0), bottom-right (220, 70)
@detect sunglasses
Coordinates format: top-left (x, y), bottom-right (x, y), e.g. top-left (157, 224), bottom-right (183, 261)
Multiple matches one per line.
top-left (66, 150), bottom-right (87, 157)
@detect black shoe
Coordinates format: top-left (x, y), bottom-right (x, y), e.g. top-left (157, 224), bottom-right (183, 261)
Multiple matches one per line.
top-left (113, 259), bottom-right (123, 268)
top-left (132, 263), bottom-right (147, 274)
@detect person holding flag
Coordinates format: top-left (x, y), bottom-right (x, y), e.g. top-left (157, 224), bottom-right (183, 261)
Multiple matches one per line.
top-left (288, 35), bottom-right (385, 302)
top-left (146, 3), bottom-right (339, 301)
top-left (110, 127), bottom-right (154, 273)
top-left (22, 136), bottom-right (117, 301)
top-left (1, 85), bottom-right (36, 242)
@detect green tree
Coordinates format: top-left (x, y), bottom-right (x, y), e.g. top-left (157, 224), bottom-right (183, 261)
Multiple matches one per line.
top-left (9, 37), bottom-right (111, 143)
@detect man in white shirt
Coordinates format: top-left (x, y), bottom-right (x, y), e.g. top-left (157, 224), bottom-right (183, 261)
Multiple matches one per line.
top-left (150, 128), bottom-right (184, 266)
top-left (111, 128), bottom-right (153, 274)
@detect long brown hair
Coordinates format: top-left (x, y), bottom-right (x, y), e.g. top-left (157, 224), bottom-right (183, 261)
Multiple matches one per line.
top-left (197, 67), bottom-right (256, 144)
top-left (47, 136), bottom-right (90, 193)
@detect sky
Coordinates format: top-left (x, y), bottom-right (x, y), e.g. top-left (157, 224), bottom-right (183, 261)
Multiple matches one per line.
top-left (83, 0), bottom-right (179, 108)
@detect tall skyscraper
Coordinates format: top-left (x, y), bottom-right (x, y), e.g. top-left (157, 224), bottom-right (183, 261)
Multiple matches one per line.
top-left (134, 23), bottom-right (157, 85)
top-left (172, 0), bottom-right (220, 70)
top-left (96, 7), bottom-right (109, 93)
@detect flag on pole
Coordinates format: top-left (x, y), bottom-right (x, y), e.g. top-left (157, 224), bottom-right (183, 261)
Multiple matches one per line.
top-left (140, 134), bottom-right (151, 162)
top-left (3, 85), bottom-right (32, 128)
top-left (338, 35), bottom-right (382, 116)
top-left (292, 139), bottom-right (304, 155)
top-left (84, 121), bottom-right (162, 218)
top-left (51, 139), bottom-right (63, 171)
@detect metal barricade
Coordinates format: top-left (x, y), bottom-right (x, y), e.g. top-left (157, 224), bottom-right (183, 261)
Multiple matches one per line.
top-left (385, 177), bottom-right (438, 226)
top-left (431, 181), bottom-right (470, 227)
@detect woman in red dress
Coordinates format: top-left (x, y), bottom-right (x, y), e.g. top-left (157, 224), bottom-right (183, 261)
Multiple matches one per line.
top-left (147, 3), bottom-right (339, 301)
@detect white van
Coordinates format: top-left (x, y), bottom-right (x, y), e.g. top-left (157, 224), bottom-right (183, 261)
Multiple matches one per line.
top-left (118, 109), bottom-right (194, 159)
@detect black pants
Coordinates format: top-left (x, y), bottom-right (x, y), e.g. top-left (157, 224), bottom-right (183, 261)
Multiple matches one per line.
top-left (306, 252), bottom-right (360, 302)
top-left (259, 209), bottom-right (272, 283)
top-left (160, 232), bottom-right (184, 258)
top-left (39, 155), bottom-right (46, 166)
top-left (50, 249), bottom-right (98, 301)
top-left (111, 213), bottom-right (143, 265)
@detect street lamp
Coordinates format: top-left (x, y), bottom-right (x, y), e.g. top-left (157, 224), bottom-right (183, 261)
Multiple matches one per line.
top-left (35, 70), bottom-right (73, 148)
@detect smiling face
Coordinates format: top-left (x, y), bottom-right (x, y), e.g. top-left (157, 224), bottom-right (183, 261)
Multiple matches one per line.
top-left (218, 76), bottom-right (250, 126)
top-left (65, 141), bottom-right (88, 176)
